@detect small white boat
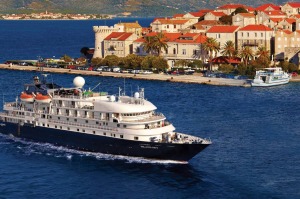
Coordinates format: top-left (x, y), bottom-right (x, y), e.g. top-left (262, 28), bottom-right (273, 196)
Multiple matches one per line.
top-left (251, 67), bottom-right (290, 87)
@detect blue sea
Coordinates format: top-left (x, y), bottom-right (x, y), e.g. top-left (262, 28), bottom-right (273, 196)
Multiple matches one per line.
top-left (0, 19), bottom-right (300, 199)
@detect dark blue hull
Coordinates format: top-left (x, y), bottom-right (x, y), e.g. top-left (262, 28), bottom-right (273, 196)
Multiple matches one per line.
top-left (0, 122), bottom-right (209, 162)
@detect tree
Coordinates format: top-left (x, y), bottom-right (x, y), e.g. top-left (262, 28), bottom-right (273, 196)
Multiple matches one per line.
top-left (152, 57), bottom-right (168, 72)
top-left (141, 36), bottom-right (155, 55)
top-left (103, 55), bottom-right (119, 66)
top-left (219, 15), bottom-right (232, 25)
top-left (61, 54), bottom-right (72, 62)
top-left (188, 60), bottom-right (204, 70)
top-left (256, 46), bottom-right (269, 59)
top-left (202, 37), bottom-right (220, 71)
top-left (80, 47), bottom-right (90, 56)
top-left (153, 32), bottom-right (169, 56)
top-left (232, 7), bottom-right (248, 16)
top-left (141, 55), bottom-right (155, 69)
top-left (221, 41), bottom-right (236, 63)
top-left (91, 57), bottom-right (102, 66)
top-left (174, 60), bottom-right (190, 68)
top-left (239, 46), bottom-right (254, 66)
top-left (124, 54), bottom-right (142, 69)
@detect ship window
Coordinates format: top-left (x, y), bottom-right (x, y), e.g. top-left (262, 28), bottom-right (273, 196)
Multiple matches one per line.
top-left (113, 119), bottom-right (118, 123)
top-left (74, 119), bottom-right (77, 122)
top-left (68, 127), bottom-right (70, 130)
top-left (103, 132), bottom-right (106, 135)
top-left (86, 120), bottom-right (88, 123)
top-left (67, 118), bottom-right (69, 121)
top-left (120, 135), bottom-right (123, 138)
top-left (49, 116), bottom-right (52, 119)
top-left (93, 131), bottom-right (95, 134)
top-left (103, 122), bottom-right (105, 125)
top-left (77, 129), bottom-right (79, 131)
top-left (96, 121), bottom-right (99, 124)
top-left (113, 134), bottom-right (115, 137)
top-left (55, 125), bottom-right (57, 128)
top-left (47, 124), bottom-right (49, 127)
top-left (123, 125), bottom-right (127, 128)
top-left (117, 124), bottom-right (120, 127)
top-left (82, 130), bottom-right (85, 132)
top-left (58, 117), bottom-right (60, 120)
top-left (43, 124), bottom-right (45, 127)
top-left (60, 126), bottom-right (62, 129)
top-left (134, 137), bottom-right (139, 140)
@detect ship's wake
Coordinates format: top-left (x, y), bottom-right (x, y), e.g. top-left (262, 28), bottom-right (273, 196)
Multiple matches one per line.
top-left (0, 134), bottom-right (187, 165)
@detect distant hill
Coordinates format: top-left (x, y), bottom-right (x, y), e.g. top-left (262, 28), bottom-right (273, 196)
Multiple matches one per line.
top-left (0, 0), bottom-right (286, 16)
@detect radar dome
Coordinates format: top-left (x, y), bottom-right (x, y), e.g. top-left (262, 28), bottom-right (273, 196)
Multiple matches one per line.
top-left (73, 76), bottom-right (85, 88)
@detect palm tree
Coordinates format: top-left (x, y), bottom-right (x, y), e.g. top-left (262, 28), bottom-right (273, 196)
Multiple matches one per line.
top-left (141, 36), bottom-right (155, 55)
top-left (153, 32), bottom-right (169, 56)
top-left (202, 37), bottom-right (220, 71)
top-left (239, 46), bottom-right (254, 66)
top-left (221, 41), bottom-right (236, 63)
top-left (256, 46), bottom-right (269, 59)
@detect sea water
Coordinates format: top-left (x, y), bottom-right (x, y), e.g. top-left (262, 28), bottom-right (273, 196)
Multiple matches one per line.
top-left (0, 19), bottom-right (299, 199)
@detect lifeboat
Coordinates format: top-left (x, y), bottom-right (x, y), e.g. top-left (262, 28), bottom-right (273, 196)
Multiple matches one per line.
top-left (35, 93), bottom-right (51, 103)
top-left (20, 92), bottom-right (34, 102)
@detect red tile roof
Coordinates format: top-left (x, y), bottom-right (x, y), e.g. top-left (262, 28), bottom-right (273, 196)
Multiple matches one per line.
top-left (206, 25), bottom-right (239, 33)
top-left (173, 14), bottom-right (184, 18)
top-left (292, 14), bottom-right (300, 18)
top-left (285, 18), bottom-right (296, 24)
top-left (287, 2), bottom-right (300, 8)
top-left (269, 18), bottom-right (284, 23)
top-left (209, 11), bottom-right (227, 17)
top-left (282, 30), bottom-right (293, 34)
top-left (256, 4), bottom-right (281, 11)
top-left (104, 32), bottom-right (133, 41)
top-left (264, 11), bottom-right (286, 16)
top-left (238, 13), bottom-right (255, 18)
top-left (239, 24), bottom-right (272, 31)
top-left (188, 11), bottom-right (206, 17)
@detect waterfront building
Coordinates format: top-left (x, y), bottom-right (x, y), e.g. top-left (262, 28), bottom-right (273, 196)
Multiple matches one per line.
top-left (150, 18), bottom-right (193, 33)
top-left (133, 32), bottom-right (208, 68)
top-left (255, 3), bottom-right (281, 12)
top-left (206, 25), bottom-right (240, 57)
top-left (256, 10), bottom-right (286, 25)
top-left (204, 11), bottom-right (227, 21)
top-left (103, 32), bottom-right (138, 57)
top-left (237, 24), bottom-right (273, 53)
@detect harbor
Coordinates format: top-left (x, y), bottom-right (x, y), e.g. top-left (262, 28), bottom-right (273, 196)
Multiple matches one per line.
top-left (0, 64), bottom-right (252, 87)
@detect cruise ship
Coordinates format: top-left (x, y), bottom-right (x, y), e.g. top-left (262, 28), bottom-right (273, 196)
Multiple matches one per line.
top-left (251, 67), bottom-right (290, 87)
top-left (0, 75), bottom-right (211, 162)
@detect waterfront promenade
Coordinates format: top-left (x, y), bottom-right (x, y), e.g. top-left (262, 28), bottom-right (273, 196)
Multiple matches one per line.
top-left (1, 64), bottom-right (299, 86)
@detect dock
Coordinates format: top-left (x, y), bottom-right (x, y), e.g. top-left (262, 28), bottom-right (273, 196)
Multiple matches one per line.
top-left (1, 64), bottom-right (299, 86)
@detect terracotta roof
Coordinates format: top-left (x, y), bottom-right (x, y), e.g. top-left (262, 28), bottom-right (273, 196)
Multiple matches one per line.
top-left (264, 11), bottom-right (286, 16)
top-left (206, 25), bottom-right (239, 33)
top-left (194, 20), bottom-right (220, 26)
top-left (104, 32), bottom-right (133, 41)
top-left (285, 18), bottom-right (296, 24)
top-left (188, 11), bottom-right (206, 17)
top-left (269, 18), bottom-right (284, 23)
top-left (119, 22), bottom-right (141, 28)
top-left (282, 30), bottom-right (292, 34)
top-left (287, 2), bottom-right (300, 8)
top-left (209, 11), bottom-right (227, 17)
top-left (256, 4), bottom-right (281, 11)
top-left (292, 14), bottom-right (300, 18)
top-left (173, 14), bottom-right (184, 18)
top-left (239, 24), bottom-right (272, 31)
top-left (238, 13), bottom-right (255, 18)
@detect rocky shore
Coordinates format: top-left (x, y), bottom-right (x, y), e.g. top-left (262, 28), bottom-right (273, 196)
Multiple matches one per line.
top-left (1, 64), bottom-right (299, 87)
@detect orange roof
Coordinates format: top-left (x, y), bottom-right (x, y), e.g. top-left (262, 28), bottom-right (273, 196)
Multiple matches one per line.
top-left (269, 18), bottom-right (283, 23)
top-left (193, 20), bottom-right (221, 27)
top-left (188, 11), bottom-right (206, 17)
top-left (239, 24), bottom-right (272, 31)
top-left (209, 11), bottom-right (227, 17)
top-left (256, 4), bottom-right (281, 11)
top-left (238, 13), bottom-right (255, 18)
top-left (206, 25), bottom-right (239, 33)
top-left (198, 9), bottom-right (213, 13)
top-left (104, 32), bottom-right (133, 41)
top-left (292, 14), bottom-right (300, 18)
top-left (283, 30), bottom-right (292, 34)
top-left (285, 18), bottom-right (296, 24)
top-left (287, 2), bottom-right (300, 8)
top-left (173, 14), bottom-right (184, 18)
top-left (264, 11), bottom-right (286, 16)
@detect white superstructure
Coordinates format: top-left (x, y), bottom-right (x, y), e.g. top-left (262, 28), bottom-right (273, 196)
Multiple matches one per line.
top-left (251, 67), bottom-right (290, 87)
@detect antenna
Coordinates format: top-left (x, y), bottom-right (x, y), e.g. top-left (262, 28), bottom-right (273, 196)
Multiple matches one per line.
top-left (91, 82), bottom-right (101, 91)
top-left (123, 78), bottom-right (126, 96)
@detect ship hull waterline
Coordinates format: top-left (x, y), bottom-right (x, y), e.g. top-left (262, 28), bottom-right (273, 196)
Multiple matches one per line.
top-left (0, 122), bottom-right (210, 162)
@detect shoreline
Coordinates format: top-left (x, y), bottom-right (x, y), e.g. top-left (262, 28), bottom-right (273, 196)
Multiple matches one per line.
top-left (1, 64), bottom-right (299, 86)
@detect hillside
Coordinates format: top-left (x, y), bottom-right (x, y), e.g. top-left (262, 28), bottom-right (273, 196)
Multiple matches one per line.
top-left (0, 0), bottom-right (285, 16)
